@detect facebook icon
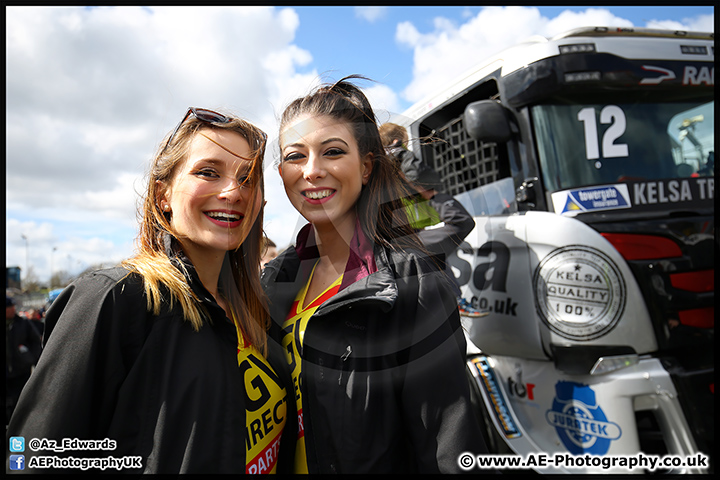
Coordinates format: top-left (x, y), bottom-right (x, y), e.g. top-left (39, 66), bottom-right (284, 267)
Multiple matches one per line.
top-left (9, 454), bottom-right (25, 470)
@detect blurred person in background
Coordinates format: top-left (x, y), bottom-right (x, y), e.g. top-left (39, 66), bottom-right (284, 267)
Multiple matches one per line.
top-left (379, 122), bottom-right (482, 317)
top-left (261, 236), bottom-right (279, 270)
top-left (25, 308), bottom-right (44, 339)
top-left (5, 296), bottom-right (42, 425)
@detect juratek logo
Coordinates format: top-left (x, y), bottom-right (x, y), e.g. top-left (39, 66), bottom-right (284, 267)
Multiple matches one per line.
top-left (545, 381), bottom-right (621, 455)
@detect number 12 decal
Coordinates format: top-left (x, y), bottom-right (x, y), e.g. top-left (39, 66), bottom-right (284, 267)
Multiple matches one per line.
top-left (577, 105), bottom-right (629, 160)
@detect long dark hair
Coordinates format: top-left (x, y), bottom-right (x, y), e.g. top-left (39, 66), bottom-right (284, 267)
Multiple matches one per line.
top-left (279, 75), bottom-right (423, 251)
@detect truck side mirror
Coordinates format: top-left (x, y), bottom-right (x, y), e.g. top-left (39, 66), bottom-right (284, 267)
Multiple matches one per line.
top-left (463, 100), bottom-right (512, 143)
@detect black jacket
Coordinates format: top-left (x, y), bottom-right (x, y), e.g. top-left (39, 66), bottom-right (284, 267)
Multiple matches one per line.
top-left (416, 191), bottom-right (476, 259)
top-left (6, 243), bottom-right (295, 474)
top-left (390, 144), bottom-right (476, 281)
top-left (5, 314), bottom-right (42, 382)
top-left (6, 312), bottom-right (43, 424)
top-left (261, 225), bottom-right (487, 473)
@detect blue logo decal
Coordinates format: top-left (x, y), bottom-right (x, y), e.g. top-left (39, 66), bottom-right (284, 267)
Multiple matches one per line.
top-left (552, 184), bottom-right (631, 216)
top-left (9, 455), bottom-right (26, 470)
top-left (10, 436), bottom-right (25, 452)
top-left (545, 381), bottom-right (621, 455)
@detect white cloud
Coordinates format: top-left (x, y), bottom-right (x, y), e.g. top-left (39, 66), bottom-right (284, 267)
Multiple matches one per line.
top-left (543, 8), bottom-right (633, 37)
top-left (354, 7), bottom-right (388, 23)
top-left (6, 217), bottom-right (135, 283)
top-left (645, 14), bottom-right (715, 32)
top-left (397, 6), bottom-right (555, 103)
top-left (6, 6), bottom-right (308, 282)
top-left (365, 83), bottom-right (403, 121)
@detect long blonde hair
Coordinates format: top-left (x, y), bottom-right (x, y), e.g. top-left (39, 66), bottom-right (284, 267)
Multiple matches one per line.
top-left (123, 111), bottom-right (270, 354)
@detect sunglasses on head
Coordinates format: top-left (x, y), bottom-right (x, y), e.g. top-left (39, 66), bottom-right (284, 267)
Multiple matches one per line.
top-left (162, 107), bottom-right (267, 154)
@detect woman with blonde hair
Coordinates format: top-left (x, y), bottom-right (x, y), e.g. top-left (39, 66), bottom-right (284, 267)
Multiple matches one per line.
top-left (7, 108), bottom-right (294, 474)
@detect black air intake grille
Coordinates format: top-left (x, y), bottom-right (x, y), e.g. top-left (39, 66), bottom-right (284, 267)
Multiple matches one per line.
top-left (429, 117), bottom-right (501, 196)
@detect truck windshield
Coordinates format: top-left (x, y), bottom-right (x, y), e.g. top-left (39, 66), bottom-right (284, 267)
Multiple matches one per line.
top-left (532, 99), bottom-right (714, 193)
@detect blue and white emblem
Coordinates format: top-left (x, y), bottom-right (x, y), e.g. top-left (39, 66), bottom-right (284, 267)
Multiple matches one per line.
top-left (545, 381), bottom-right (622, 455)
top-left (552, 184), bottom-right (631, 216)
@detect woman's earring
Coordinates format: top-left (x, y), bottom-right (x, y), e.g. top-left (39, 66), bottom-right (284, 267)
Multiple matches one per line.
top-left (162, 203), bottom-right (170, 212)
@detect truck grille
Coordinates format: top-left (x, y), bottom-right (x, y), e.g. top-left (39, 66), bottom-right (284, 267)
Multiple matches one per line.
top-left (427, 117), bottom-right (502, 196)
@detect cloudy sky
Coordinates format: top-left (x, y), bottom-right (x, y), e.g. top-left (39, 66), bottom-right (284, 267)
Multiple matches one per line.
top-left (6, 6), bottom-right (714, 284)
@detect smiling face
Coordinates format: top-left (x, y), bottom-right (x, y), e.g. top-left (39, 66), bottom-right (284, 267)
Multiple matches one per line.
top-left (279, 114), bottom-right (372, 233)
top-left (159, 128), bottom-right (262, 261)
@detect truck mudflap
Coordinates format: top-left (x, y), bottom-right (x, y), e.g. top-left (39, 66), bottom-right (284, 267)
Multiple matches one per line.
top-left (466, 354), bottom-right (710, 474)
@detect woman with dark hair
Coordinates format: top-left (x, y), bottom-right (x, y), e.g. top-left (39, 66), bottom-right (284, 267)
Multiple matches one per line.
top-left (262, 77), bottom-right (487, 473)
top-left (6, 108), bottom-right (294, 474)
